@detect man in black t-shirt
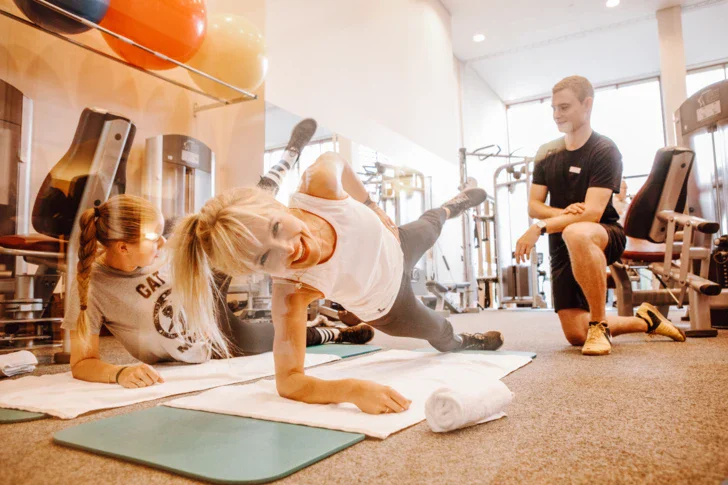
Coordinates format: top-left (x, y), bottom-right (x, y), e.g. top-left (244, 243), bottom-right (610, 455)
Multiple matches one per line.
top-left (514, 76), bottom-right (686, 356)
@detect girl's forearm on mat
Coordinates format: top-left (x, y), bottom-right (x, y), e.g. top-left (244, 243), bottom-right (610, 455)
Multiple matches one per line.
top-left (71, 358), bottom-right (124, 384)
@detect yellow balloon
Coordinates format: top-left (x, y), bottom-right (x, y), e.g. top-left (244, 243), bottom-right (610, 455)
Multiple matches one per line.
top-left (187, 13), bottom-right (267, 99)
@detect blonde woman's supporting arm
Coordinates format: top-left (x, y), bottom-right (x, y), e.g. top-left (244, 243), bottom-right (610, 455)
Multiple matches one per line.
top-left (271, 281), bottom-right (411, 415)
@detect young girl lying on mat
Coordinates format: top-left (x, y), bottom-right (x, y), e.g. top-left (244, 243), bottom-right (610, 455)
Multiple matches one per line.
top-left (63, 195), bottom-right (373, 389)
top-left (169, 149), bottom-right (504, 415)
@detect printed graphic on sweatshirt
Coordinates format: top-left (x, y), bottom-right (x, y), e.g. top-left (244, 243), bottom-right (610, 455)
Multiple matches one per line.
top-left (152, 288), bottom-right (198, 355)
top-left (136, 271), bottom-right (165, 299)
top-left (153, 289), bottom-right (180, 339)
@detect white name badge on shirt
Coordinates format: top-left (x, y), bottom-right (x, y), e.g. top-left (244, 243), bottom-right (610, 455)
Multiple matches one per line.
top-left (569, 166), bottom-right (582, 174)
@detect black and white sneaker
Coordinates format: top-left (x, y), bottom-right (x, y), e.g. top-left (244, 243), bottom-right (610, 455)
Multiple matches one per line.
top-left (336, 324), bottom-right (375, 345)
top-left (636, 302), bottom-right (686, 342)
top-left (285, 118), bottom-right (318, 166)
top-left (458, 331), bottom-right (504, 351)
top-left (442, 188), bottom-right (488, 219)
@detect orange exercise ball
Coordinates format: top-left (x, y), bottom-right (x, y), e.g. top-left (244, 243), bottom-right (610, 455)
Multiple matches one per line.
top-left (187, 13), bottom-right (267, 99)
top-left (100, 0), bottom-right (206, 71)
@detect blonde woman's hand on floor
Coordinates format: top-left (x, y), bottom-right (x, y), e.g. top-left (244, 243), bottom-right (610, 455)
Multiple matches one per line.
top-left (351, 381), bottom-right (411, 415)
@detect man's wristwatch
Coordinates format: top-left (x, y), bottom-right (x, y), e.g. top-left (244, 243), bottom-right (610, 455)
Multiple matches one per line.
top-left (535, 220), bottom-right (547, 236)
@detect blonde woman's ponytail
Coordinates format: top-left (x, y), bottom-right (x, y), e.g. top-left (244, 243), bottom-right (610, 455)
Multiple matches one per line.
top-left (169, 213), bottom-right (229, 358)
top-left (168, 187), bottom-right (293, 359)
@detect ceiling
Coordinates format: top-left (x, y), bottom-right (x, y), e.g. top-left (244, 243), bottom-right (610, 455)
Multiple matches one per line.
top-left (441, 0), bottom-right (728, 102)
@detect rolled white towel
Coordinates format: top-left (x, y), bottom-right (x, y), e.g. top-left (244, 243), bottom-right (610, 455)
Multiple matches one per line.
top-left (425, 378), bottom-right (514, 433)
top-left (0, 350), bottom-right (38, 377)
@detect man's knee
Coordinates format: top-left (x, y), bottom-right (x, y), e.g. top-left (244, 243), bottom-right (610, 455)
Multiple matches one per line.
top-left (562, 223), bottom-right (595, 248)
top-left (563, 222), bottom-right (608, 254)
top-left (558, 310), bottom-right (587, 346)
top-left (565, 333), bottom-right (586, 346)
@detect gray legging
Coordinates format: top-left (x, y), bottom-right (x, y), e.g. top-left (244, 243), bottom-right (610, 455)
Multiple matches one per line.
top-left (213, 274), bottom-right (321, 356)
top-left (368, 209), bottom-right (461, 352)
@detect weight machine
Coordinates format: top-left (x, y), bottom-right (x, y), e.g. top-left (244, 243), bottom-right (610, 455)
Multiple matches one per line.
top-left (0, 99), bottom-right (135, 360)
top-left (459, 145), bottom-right (547, 310)
top-left (473, 191), bottom-right (498, 308)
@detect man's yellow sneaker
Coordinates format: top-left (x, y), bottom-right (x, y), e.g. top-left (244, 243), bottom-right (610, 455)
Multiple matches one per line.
top-left (636, 302), bottom-right (686, 342)
top-left (582, 321), bottom-right (612, 356)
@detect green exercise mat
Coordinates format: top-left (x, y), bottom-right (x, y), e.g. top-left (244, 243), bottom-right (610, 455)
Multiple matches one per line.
top-left (305, 343), bottom-right (381, 358)
top-left (0, 408), bottom-right (47, 423)
top-left (415, 348), bottom-right (537, 359)
top-left (54, 406), bottom-right (364, 484)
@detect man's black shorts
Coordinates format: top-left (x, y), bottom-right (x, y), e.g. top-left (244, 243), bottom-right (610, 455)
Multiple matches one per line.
top-left (550, 223), bottom-right (626, 312)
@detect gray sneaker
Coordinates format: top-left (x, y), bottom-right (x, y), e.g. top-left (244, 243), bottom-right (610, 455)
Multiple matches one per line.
top-left (442, 188), bottom-right (487, 219)
top-left (285, 118), bottom-right (318, 166)
top-left (458, 331), bottom-right (504, 351)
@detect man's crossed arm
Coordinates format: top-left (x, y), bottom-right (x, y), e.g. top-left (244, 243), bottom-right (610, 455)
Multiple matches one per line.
top-left (515, 184), bottom-right (613, 263)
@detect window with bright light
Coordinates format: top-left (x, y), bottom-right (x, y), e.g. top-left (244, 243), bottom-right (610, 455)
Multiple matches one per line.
top-left (686, 64), bottom-right (727, 98)
top-left (263, 138), bottom-right (337, 204)
top-left (358, 146), bottom-right (393, 166)
top-left (506, 101), bottom-right (560, 159)
top-left (591, 80), bottom-right (665, 194)
top-left (506, 78), bottom-right (666, 197)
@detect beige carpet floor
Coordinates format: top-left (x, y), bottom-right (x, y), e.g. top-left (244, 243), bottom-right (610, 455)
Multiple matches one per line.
top-left (1, 309), bottom-right (727, 485)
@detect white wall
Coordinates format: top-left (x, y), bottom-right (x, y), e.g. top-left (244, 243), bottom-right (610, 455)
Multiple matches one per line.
top-left (264, 0), bottom-right (470, 285)
top-left (457, 62), bottom-right (508, 196)
top-left (262, 0), bottom-right (506, 288)
top-left (265, 0), bottom-right (460, 165)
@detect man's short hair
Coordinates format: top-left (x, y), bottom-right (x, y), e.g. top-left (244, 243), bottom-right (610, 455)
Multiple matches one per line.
top-left (552, 76), bottom-right (594, 102)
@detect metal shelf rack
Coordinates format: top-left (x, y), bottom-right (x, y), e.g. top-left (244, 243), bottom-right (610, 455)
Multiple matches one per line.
top-left (0, 0), bottom-right (259, 114)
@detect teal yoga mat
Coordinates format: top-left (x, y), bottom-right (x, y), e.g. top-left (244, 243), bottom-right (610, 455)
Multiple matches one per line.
top-left (415, 348), bottom-right (537, 359)
top-left (0, 345), bottom-right (380, 424)
top-left (305, 343), bottom-right (381, 358)
top-left (0, 408), bottom-right (46, 423)
top-left (54, 406), bottom-right (364, 484)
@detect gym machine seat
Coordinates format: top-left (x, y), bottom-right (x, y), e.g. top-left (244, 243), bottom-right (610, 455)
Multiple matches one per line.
top-left (0, 107), bottom-right (135, 359)
top-left (609, 147), bottom-right (721, 338)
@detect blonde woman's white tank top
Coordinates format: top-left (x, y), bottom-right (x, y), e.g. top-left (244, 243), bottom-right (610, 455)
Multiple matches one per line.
top-left (277, 192), bottom-right (404, 321)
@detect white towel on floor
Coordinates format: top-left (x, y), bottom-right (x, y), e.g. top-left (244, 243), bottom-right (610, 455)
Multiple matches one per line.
top-left (165, 350), bottom-right (531, 439)
top-left (0, 353), bottom-right (338, 419)
top-left (0, 350), bottom-right (38, 377)
top-left (425, 379), bottom-right (513, 433)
